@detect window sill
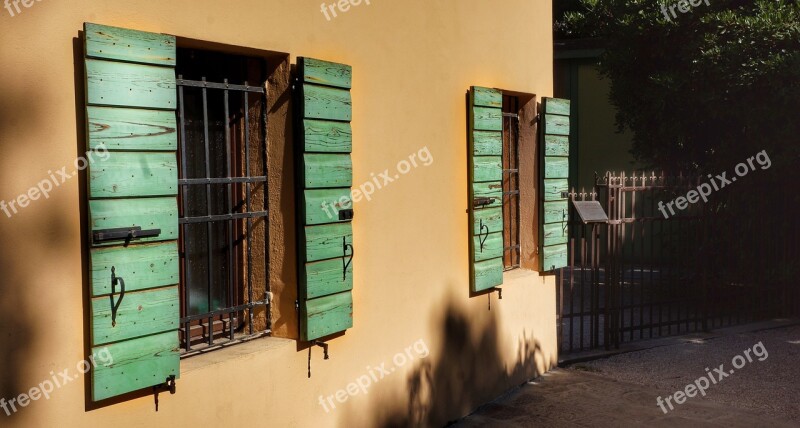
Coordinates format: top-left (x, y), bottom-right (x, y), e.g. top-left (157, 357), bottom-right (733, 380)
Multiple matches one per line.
top-left (180, 335), bottom-right (295, 375)
top-left (503, 267), bottom-right (540, 282)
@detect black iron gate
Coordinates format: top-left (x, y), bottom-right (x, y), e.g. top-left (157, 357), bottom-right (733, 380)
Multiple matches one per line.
top-left (557, 171), bottom-right (799, 354)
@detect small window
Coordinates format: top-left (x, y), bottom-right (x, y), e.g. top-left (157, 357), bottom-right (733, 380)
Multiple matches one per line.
top-left (502, 95), bottom-right (521, 270)
top-left (175, 49), bottom-right (270, 355)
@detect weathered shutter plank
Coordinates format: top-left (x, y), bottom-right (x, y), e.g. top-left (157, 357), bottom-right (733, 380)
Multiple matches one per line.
top-left (302, 119), bottom-right (352, 153)
top-left (92, 331), bottom-right (179, 401)
top-left (305, 258), bottom-right (354, 300)
top-left (302, 292), bottom-right (353, 341)
top-left (89, 152), bottom-right (177, 198)
top-left (304, 188), bottom-right (352, 225)
top-left (87, 106), bottom-right (177, 151)
top-left (86, 59), bottom-right (176, 109)
top-left (85, 23), bottom-right (176, 66)
top-left (91, 286), bottom-right (179, 345)
top-left (303, 154), bottom-right (353, 188)
top-left (90, 242), bottom-right (178, 296)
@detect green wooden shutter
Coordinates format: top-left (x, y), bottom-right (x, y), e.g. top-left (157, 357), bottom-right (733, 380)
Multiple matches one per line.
top-left (469, 87), bottom-right (504, 292)
top-left (84, 23), bottom-right (180, 401)
top-left (539, 97), bottom-right (571, 271)
top-left (297, 58), bottom-right (354, 341)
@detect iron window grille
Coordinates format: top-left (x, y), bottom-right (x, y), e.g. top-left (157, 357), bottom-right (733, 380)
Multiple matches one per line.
top-left (502, 95), bottom-right (521, 270)
top-left (175, 50), bottom-right (270, 355)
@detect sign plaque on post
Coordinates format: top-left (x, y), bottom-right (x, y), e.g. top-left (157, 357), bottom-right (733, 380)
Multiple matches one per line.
top-left (571, 200), bottom-right (609, 224)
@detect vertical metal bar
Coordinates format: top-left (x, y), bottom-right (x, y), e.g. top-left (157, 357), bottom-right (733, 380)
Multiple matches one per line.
top-left (202, 77), bottom-right (214, 346)
top-left (263, 83), bottom-right (271, 330)
top-left (224, 79), bottom-right (235, 342)
top-left (649, 178), bottom-right (655, 338)
top-left (178, 76), bottom-right (192, 352)
top-left (244, 83), bottom-right (254, 335)
top-left (569, 235), bottom-right (575, 353)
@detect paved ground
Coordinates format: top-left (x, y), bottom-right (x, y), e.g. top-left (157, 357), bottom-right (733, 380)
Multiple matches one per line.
top-left (455, 323), bottom-right (800, 427)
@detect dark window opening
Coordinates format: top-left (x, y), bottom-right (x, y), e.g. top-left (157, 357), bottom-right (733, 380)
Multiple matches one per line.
top-left (176, 48), bottom-right (270, 355)
top-left (502, 95), bottom-right (521, 270)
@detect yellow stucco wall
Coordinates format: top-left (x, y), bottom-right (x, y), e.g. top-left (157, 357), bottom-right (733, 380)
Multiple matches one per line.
top-left (0, 1), bottom-right (556, 426)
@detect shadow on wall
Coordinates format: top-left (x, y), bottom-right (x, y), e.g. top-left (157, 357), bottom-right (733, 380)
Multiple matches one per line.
top-left (341, 293), bottom-right (550, 427)
top-left (0, 82), bottom-right (48, 422)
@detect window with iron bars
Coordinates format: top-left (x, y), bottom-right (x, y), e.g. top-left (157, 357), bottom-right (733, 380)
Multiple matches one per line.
top-left (175, 49), bottom-right (271, 355)
top-left (502, 95), bottom-right (521, 270)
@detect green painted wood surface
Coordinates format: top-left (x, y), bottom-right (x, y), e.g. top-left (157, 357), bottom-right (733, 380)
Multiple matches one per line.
top-left (472, 106), bottom-right (503, 131)
top-left (472, 156), bottom-right (502, 183)
top-left (545, 157), bottom-right (569, 179)
top-left (472, 87), bottom-right (502, 108)
top-left (92, 286), bottom-right (178, 346)
top-left (544, 135), bottom-right (569, 157)
top-left (86, 59), bottom-right (176, 110)
top-left (544, 114), bottom-right (570, 136)
top-left (473, 207), bottom-right (503, 235)
top-left (543, 179), bottom-right (569, 202)
top-left (305, 222), bottom-right (352, 263)
top-left (543, 201), bottom-right (569, 224)
top-left (302, 291), bottom-right (353, 341)
top-left (90, 197), bottom-right (178, 245)
top-left (302, 119), bottom-right (352, 153)
top-left (302, 84), bottom-right (352, 121)
top-left (92, 331), bottom-right (179, 401)
top-left (301, 58), bottom-right (352, 89)
top-left (473, 231), bottom-right (503, 262)
top-left (305, 258), bottom-right (353, 300)
top-left (544, 97), bottom-right (571, 116)
top-left (542, 244), bottom-right (568, 271)
top-left (90, 242), bottom-right (178, 297)
top-left (87, 107), bottom-right (177, 151)
top-left (84, 23), bottom-right (175, 66)
top-left (303, 154), bottom-right (352, 188)
top-left (89, 152), bottom-right (177, 198)
top-left (472, 131), bottom-right (502, 156)
top-left (543, 223), bottom-right (568, 247)
top-left (472, 182), bottom-right (502, 208)
top-left (472, 258), bottom-right (503, 292)
top-left (304, 188), bottom-right (352, 225)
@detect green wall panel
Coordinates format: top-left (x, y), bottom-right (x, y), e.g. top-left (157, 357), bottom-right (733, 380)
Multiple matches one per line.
top-left (472, 106), bottom-right (503, 131)
top-left (472, 156), bottom-right (502, 183)
top-left (539, 97), bottom-right (572, 272)
top-left (472, 131), bottom-right (503, 156)
top-left (473, 231), bottom-right (503, 262)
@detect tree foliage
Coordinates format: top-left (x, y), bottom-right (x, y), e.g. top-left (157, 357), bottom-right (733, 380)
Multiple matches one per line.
top-left (561, 0), bottom-right (800, 174)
